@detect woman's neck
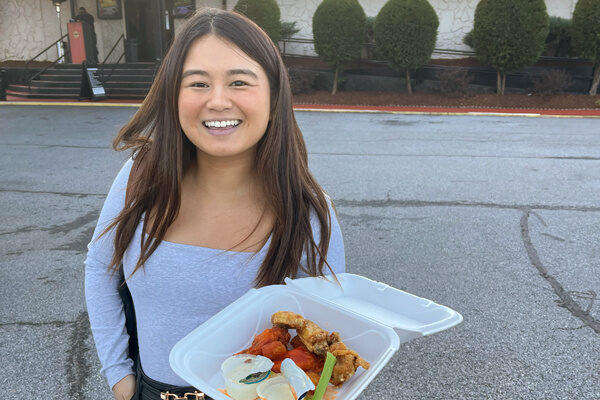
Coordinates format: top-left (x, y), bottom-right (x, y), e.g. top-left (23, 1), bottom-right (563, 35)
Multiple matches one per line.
top-left (188, 152), bottom-right (262, 202)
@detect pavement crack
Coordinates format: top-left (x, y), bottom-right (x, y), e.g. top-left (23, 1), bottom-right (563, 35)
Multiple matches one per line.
top-left (0, 189), bottom-right (105, 197)
top-left (66, 311), bottom-right (91, 399)
top-left (520, 209), bottom-right (600, 334)
top-left (0, 320), bottom-right (74, 327)
top-left (540, 233), bottom-right (566, 242)
top-left (47, 211), bottom-right (99, 235)
top-left (335, 198), bottom-right (600, 212)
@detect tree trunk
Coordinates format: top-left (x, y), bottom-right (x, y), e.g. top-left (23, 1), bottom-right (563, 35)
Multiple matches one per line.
top-left (406, 69), bottom-right (412, 95)
top-left (502, 74), bottom-right (507, 95)
top-left (332, 66), bottom-right (339, 95)
top-left (590, 64), bottom-right (600, 96)
top-left (496, 71), bottom-right (502, 95)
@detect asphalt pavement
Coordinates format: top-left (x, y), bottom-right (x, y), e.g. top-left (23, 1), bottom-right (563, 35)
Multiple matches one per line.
top-left (1, 104), bottom-right (599, 399)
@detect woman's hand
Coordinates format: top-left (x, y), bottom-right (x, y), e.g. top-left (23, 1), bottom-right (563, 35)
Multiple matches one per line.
top-left (113, 374), bottom-right (136, 400)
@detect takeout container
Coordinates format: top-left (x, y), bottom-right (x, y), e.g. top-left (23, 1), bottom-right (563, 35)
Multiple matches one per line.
top-left (170, 273), bottom-right (463, 400)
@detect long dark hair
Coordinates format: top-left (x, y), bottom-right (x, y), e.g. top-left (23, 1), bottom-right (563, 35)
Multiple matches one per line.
top-left (102, 8), bottom-right (334, 287)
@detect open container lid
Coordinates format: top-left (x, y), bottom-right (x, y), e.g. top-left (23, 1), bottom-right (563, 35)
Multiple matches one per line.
top-left (285, 273), bottom-right (463, 342)
top-left (170, 273), bottom-right (462, 400)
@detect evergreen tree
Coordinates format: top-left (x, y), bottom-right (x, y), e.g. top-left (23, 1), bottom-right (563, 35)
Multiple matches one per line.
top-left (374, 0), bottom-right (439, 95)
top-left (312, 0), bottom-right (367, 94)
top-left (234, 0), bottom-right (281, 44)
top-left (472, 0), bottom-right (549, 94)
top-left (571, 0), bottom-right (600, 95)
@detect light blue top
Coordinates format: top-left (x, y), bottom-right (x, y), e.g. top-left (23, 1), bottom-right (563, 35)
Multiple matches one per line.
top-left (85, 159), bottom-right (346, 388)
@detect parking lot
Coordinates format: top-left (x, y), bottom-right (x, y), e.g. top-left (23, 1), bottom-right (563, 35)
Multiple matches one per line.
top-left (1, 104), bottom-right (599, 399)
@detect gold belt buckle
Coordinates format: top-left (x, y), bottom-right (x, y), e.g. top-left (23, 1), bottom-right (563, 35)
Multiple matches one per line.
top-left (160, 391), bottom-right (205, 400)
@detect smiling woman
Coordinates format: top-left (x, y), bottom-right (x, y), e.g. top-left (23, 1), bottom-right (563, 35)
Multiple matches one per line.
top-left (178, 35), bottom-right (271, 160)
top-left (84, 7), bottom-right (346, 400)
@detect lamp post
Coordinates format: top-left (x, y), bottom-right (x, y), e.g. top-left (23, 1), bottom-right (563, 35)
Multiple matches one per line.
top-left (52, 0), bottom-right (67, 63)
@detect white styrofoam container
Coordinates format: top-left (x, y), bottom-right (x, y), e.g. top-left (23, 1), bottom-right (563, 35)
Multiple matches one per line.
top-left (170, 273), bottom-right (463, 400)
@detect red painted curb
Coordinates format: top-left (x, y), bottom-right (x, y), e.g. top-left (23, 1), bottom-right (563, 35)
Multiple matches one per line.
top-left (4, 96), bottom-right (600, 116)
top-left (293, 103), bottom-right (600, 117)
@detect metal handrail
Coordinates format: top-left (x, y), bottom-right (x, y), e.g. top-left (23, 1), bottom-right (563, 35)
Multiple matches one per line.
top-left (27, 53), bottom-right (69, 90)
top-left (100, 51), bottom-right (126, 90)
top-left (99, 33), bottom-right (125, 83)
top-left (25, 34), bottom-right (69, 86)
top-left (25, 34), bottom-right (68, 68)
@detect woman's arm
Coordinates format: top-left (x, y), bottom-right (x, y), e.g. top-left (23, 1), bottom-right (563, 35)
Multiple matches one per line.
top-left (85, 158), bottom-right (136, 389)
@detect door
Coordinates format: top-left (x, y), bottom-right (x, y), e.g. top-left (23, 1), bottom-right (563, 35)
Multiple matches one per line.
top-left (124, 0), bottom-right (174, 62)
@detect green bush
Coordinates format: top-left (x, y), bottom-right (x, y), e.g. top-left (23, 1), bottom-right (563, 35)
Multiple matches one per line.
top-left (288, 68), bottom-right (318, 94)
top-left (544, 16), bottom-right (572, 57)
top-left (571, 0), bottom-right (600, 95)
top-left (531, 69), bottom-right (572, 95)
top-left (234, 0), bottom-right (281, 44)
top-left (374, 0), bottom-right (439, 95)
top-left (463, 29), bottom-right (474, 48)
top-left (472, 0), bottom-right (549, 94)
top-left (312, 0), bottom-right (366, 94)
top-left (435, 68), bottom-right (473, 97)
top-left (280, 21), bottom-right (300, 40)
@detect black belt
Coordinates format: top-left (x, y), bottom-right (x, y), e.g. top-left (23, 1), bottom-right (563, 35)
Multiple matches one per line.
top-left (135, 359), bottom-right (211, 400)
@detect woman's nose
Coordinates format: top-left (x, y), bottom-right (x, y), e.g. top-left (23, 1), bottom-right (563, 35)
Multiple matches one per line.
top-left (206, 86), bottom-right (232, 111)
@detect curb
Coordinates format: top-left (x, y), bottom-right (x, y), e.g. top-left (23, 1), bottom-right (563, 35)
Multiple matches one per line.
top-left (293, 103), bottom-right (600, 118)
top-left (2, 98), bottom-right (599, 118)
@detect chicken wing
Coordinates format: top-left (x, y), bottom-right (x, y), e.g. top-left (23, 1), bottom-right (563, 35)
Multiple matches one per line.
top-left (328, 341), bottom-right (370, 386)
top-left (268, 312), bottom-right (370, 386)
top-left (236, 326), bottom-right (290, 356)
top-left (272, 311), bottom-right (329, 356)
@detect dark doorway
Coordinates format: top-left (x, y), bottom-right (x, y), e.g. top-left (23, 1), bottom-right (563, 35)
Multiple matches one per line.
top-left (124, 0), bottom-right (174, 62)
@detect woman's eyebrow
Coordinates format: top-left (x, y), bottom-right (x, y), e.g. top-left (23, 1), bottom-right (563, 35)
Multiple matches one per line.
top-left (181, 69), bottom-right (258, 79)
top-left (227, 69), bottom-right (258, 79)
top-left (181, 69), bottom-right (209, 79)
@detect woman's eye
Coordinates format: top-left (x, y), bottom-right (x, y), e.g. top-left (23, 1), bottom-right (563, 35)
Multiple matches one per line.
top-left (231, 80), bottom-right (248, 87)
top-left (191, 82), bottom-right (208, 88)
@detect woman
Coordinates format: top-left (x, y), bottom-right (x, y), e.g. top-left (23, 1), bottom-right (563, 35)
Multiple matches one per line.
top-left (85, 7), bottom-right (345, 400)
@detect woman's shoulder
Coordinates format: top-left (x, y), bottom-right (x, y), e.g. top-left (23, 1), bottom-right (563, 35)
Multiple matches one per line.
top-left (112, 157), bottom-right (135, 189)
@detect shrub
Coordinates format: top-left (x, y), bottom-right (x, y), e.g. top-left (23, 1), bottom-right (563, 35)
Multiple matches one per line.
top-left (472, 0), bottom-right (549, 95)
top-left (312, 0), bottom-right (366, 94)
top-left (280, 21), bottom-right (300, 40)
top-left (288, 68), bottom-right (317, 94)
top-left (374, 0), bottom-right (439, 95)
top-left (435, 68), bottom-right (473, 97)
top-left (531, 69), bottom-right (572, 95)
top-left (363, 16), bottom-right (385, 61)
top-left (595, 99), bottom-right (600, 108)
top-left (364, 16), bottom-right (376, 59)
top-left (544, 16), bottom-right (572, 57)
top-left (463, 30), bottom-right (474, 48)
top-left (234, 0), bottom-right (281, 44)
top-left (571, 0), bottom-right (600, 95)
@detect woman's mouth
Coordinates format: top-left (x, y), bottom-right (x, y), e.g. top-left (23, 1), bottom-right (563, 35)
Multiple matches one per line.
top-left (202, 119), bottom-right (241, 136)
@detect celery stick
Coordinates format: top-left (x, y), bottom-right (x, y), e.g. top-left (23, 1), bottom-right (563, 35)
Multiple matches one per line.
top-left (312, 352), bottom-right (336, 400)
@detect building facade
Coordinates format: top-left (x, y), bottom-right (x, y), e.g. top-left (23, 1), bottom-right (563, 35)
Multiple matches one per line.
top-left (0, 0), bottom-right (578, 64)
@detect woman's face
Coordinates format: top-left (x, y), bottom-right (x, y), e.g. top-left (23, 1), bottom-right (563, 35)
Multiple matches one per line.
top-left (178, 34), bottom-right (271, 162)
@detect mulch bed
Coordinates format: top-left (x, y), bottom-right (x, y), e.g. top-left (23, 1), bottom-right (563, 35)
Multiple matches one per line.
top-left (293, 92), bottom-right (600, 110)
top-left (285, 56), bottom-right (599, 110)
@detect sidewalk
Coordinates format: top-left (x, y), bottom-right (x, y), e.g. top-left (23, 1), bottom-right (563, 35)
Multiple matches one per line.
top-left (3, 96), bottom-right (600, 118)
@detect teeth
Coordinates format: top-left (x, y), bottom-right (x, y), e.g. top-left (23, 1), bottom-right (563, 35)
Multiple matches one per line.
top-left (203, 120), bottom-right (241, 128)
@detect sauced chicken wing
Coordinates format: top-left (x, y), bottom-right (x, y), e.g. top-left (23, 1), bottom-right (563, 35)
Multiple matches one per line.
top-left (236, 326), bottom-right (291, 357)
